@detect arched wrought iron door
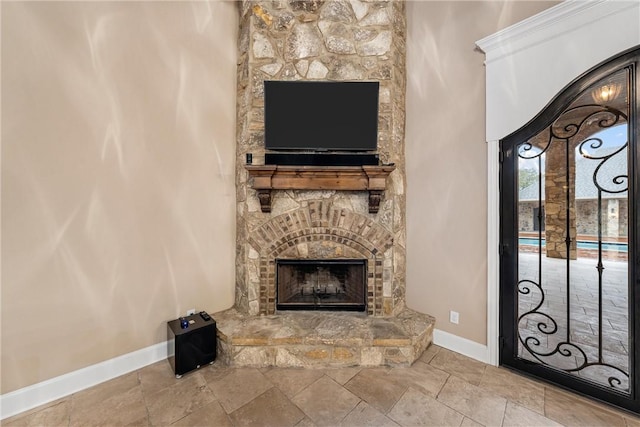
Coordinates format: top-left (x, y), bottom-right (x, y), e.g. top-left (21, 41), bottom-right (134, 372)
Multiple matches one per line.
top-left (500, 46), bottom-right (640, 413)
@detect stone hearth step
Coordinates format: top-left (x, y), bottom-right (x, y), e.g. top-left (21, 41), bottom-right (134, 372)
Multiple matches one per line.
top-left (213, 308), bottom-right (435, 368)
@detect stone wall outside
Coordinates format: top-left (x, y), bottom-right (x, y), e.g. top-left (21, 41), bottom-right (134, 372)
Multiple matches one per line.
top-left (518, 202), bottom-right (535, 232)
top-left (519, 199), bottom-right (628, 238)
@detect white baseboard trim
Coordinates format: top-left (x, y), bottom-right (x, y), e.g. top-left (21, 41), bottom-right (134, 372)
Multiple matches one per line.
top-left (0, 341), bottom-right (168, 420)
top-left (433, 328), bottom-right (492, 364)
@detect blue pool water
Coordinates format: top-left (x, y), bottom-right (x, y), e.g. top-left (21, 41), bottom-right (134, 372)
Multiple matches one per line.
top-left (519, 237), bottom-right (628, 252)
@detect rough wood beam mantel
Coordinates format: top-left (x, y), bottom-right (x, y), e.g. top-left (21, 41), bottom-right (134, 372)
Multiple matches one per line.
top-left (246, 164), bottom-right (396, 213)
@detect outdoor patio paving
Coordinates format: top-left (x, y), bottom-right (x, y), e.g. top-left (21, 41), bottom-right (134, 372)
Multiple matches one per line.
top-left (517, 251), bottom-right (629, 390)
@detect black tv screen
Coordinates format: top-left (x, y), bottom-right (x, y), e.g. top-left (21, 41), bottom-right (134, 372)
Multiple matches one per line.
top-left (264, 81), bottom-right (379, 151)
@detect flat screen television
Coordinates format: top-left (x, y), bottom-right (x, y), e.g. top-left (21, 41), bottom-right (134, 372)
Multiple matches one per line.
top-left (264, 80), bottom-right (379, 152)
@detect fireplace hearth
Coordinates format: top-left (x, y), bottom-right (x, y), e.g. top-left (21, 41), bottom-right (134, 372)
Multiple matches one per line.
top-left (276, 259), bottom-right (366, 311)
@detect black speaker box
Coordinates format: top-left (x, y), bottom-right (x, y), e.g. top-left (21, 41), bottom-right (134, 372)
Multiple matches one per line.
top-left (167, 313), bottom-right (216, 377)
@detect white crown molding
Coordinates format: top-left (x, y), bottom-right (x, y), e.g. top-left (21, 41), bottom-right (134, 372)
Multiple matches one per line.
top-left (476, 0), bottom-right (637, 64)
top-left (0, 342), bottom-right (168, 421)
top-left (476, 0), bottom-right (604, 53)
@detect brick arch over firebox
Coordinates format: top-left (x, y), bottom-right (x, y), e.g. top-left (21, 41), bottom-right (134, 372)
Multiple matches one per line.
top-left (247, 201), bottom-right (394, 316)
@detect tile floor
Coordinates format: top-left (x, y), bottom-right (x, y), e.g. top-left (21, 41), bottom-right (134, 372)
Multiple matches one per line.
top-left (4, 345), bottom-right (640, 426)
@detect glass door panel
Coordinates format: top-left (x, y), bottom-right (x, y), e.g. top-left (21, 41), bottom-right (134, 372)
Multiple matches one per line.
top-left (501, 49), bottom-right (638, 413)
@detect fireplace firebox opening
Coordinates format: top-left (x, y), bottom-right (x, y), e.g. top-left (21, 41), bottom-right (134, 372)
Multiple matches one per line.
top-left (276, 259), bottom-right (366, 312)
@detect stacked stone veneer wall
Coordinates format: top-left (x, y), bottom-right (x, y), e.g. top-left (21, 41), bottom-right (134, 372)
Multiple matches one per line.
top-left (545, 144), bottom-right (577, 259)
top-left (235, 0), bottom-right (407, 316)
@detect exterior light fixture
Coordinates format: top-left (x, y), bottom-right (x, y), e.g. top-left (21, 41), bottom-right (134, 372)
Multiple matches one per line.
top-left (591, 83), bottom-right (622, 104)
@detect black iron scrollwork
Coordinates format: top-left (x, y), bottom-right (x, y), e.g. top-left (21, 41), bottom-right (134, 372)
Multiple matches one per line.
top-left (517, 277), bottom-right (629, 391)
top-left (517, 101), bottom-right (630, 391)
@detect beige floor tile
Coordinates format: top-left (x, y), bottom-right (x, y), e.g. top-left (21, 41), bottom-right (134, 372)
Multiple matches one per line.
top-left (479, 365), bottom-right (545, 414)
top-left (429, 348), bottom-right (487, 386)
top-left (170, 401), bottom-right (232, 426)
top-left (263, 368), bottom-right (325, 399)
top-left (344, 368), bottom-right (407, 413)
top-left (436, 375), bottom-right (507, 427)
top-left (229, 387), bottom-right (305, 426)
top-left (70, 372), bottom-right (148, 427)
top-left (324, 367), bottom-right (362, 385)
top-left (544, 387), bottom-right (627, 426)
top-left (419, 344), bottom-right (442, 364)
top-left (200, 361), bottom-right (234, 383)
top-left (387, 387), bottom-right (464, 427)
top-left (503, 402), bottom-right (562, 427)
top-left (625, 414), bottom-right (640, 427)
top-left (389, 360), bottom-right (449, 398)
top-left (207, 368), bottom-right (273, 413)
top-left (2, 399), bottom-right (71, 427)
top-left (145, 372), bottom-right (216, 426)
top-left (340, 401), bottom-right (399, 426)
top-left (10, 350), bottom-right (640, 427)
top-left (138, 359), bottom-right (181, 396)
top-left (292, 376), bottom-right (360, 426)
top-left (461, 417), bottom-right (483, 427)
top-left (71, 372), bottom-right (140, 409)
top-left (70, 382), bottom-right (149, 427)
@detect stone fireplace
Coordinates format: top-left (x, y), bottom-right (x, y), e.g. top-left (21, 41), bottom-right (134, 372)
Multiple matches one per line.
top-left (235, 0), bottom-right (408, 318)
top-left (213, 0), bottom-right (434, 368)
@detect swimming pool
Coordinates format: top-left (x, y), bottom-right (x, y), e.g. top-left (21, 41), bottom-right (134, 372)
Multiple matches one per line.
top-left (519, 237), bottom-right (628, 252)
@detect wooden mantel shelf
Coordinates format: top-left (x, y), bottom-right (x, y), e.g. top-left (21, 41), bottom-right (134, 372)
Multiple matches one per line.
top-left (245, 164), bottom-right (396, 213)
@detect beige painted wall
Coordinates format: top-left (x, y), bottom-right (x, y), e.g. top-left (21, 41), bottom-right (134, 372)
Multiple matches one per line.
top-left (0, 0), bottom-right (561, 395)
top-left (405, 1), bottom-right (558, 344)
top-left (1, 1), bottom-right (238, 393)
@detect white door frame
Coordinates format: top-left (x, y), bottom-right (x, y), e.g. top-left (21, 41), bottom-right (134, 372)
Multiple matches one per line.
top-left (477, 0), bottom-right (640, 366)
